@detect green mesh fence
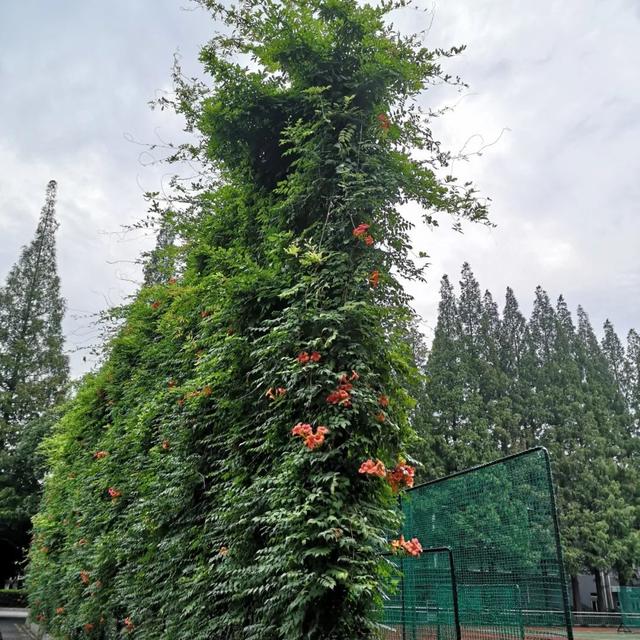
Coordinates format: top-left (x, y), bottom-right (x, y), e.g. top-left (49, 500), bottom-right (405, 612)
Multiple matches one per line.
top-left (384, 447), bottom-right (573, 640)
top-left (380, 548), bottom-right (460, 640)
top-left (619, 587), bottom-right (640, 629)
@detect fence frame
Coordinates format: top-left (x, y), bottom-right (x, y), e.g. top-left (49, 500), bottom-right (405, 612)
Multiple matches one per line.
top-left (402, 447), bottom-right (574, 640)
top-left (618, 587), bottom-right (640, 632)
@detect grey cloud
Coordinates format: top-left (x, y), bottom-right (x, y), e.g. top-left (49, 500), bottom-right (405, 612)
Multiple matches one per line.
top-left (0, 0), bottom-right (638, 377)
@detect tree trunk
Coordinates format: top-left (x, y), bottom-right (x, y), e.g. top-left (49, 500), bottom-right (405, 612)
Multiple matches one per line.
top-left (605, 572), bottom-right (614, 611)
top-left (594, 570), bottom-right (607, 612)
top-left (571, 575), bottom-right (582, 611)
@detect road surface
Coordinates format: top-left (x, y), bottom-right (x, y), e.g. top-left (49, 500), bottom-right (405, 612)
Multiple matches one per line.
top-left (0, 617), bottom-right (30, 639)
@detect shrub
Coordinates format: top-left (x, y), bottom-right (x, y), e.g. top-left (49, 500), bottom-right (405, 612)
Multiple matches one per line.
top-left (0, 589), bottom-right (27, 608)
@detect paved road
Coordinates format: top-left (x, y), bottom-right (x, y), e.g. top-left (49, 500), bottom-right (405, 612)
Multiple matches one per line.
top-left (0, 618), bottom-right (31, 640)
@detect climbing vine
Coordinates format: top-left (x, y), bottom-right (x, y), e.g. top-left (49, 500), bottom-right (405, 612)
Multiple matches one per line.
top-left (27, 1), bottom-right (487, 638)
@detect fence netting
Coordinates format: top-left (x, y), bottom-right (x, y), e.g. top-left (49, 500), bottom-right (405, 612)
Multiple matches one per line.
top-left (379, 448), bottom-right (573, 640)
top-left (619, 587), bottom-right (640, 629)
top-left (380, 549), bottom-right (459, 640)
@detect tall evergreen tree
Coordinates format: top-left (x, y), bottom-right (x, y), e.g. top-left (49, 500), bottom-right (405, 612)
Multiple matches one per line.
top-left (600, 323), bottom-right (640, 586)
top-left (0, 180), bottom-right (69, 582)
top-left (497, 287), bottom-right (528, 451)
top-left (458, 262), bottom-right (483, 345)
top-left (414, 275), bottom-right (465, 477)
top-left (602, 319), bottom-right (628, 400)
top-left (478, 289), bottom-right (511, 453)
top-left (626, 329), bottom-right (640, 427)
top-left (569, 307), bottom-right (622, 609)
top-left (414, 266), bottom-right (502, 478)
top-left (519, 286), bottom-right (557, 449)
top-left (622, 329), bottom-right (640, 585)
top-left (454, 265), bottom-right (499, 464)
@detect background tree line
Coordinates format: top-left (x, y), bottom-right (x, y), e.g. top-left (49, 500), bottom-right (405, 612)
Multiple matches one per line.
top-left (413, 262), bottom-right (640, 610)
top-left (0, 180), bottom-right (69, 584)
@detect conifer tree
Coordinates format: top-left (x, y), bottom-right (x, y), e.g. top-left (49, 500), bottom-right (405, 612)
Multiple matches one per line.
top-left (453, 265), bottom-right (498, 465)
top-left (625, 329), bottom-right (640, 423)
top-left (414, 275), bottom-right (465, 476)
top-left (414, 266), bottom-right (501, 477)
top-left (0, 180), bottom-right (69, 582)
top-left (599, 323), bottom-right (640, 586)
top-left (478, 289), bottom-right (511, 452)
top-left (458, 262), bottom-right (483, 345)
top-left (621, 329), bottom-right (640, 585)
top-left (518, 286), bottom-right (557, 449)
top-left (497, 287), bottom-right (528, 451)
top-left (602, 319), bottom-right (628, 397)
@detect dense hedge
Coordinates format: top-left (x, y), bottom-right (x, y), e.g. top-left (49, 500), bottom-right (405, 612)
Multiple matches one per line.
top-left (27, 1), bottom-right (487, 638)
top-left (0, 589), bottom-right (27, 608)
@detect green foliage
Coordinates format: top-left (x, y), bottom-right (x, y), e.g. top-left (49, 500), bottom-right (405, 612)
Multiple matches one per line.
top-left (27, 2), bottom-right (487, 638)
top-left (0, 180), bottom-right (69, 583)
top-left (413, 264), bottom-right (640, 587)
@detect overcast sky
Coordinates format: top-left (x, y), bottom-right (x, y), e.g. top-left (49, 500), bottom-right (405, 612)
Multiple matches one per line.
top-left (1, 1), bottom-right (638, 377)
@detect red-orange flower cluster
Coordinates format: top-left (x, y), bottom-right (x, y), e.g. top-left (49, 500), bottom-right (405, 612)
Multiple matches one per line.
top-left (390, 535), bottom-right (423, 557)
top-left (377, 113), bottom-right (391, 131)
top-left (108, 487), bottom-right (121, 500)
top-left (291, 423), bottom-right (329, 450)
top-left (369, 270), bottom-right (379, 287)
top-left (151, 300), bottom-right (161, 310)
top-left (265, 387), bottom-right (287, 401)
top-left (378, 394), bottom-right (389, 407)
top-left (56, 607), bottom-right (65, 615)
top-left (124, 617), bottom-right (135, 632)
top-left (352, 223), bottom-right (370, 238)
top-left (93, 450), bottom-right (109, 460)
top-left (84, 623), bottom-right (95, 633)
top-left (80, 571), bottom-right (90, 585)
top-left (358, 458), bottom-right (387, 478)
top-left (353, 223), bottom-right (374, 246)
top-left (326, 387), bottom-right (351, 407)
top-left (387, 462), bottom-right (415, 492)
top-left (326, 371), bottom-right (359, 408)
top-left (297, 351), bottom-right (321, 364)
